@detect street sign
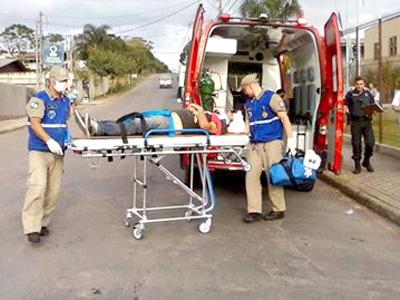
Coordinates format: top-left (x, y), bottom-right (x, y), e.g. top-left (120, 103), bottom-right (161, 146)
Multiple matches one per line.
top-left (42, 42), bottom-right (65, 66)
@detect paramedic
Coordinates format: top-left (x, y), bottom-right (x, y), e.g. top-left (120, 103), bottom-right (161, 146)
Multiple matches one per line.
top-left (240, 74), bottom-right (296, 223)
top-left (22, 66), bottom-right (71, 244)
top-left (345, 76), bottom-right (375, 174)
top-left (74, 103), bottom-right (227, 136)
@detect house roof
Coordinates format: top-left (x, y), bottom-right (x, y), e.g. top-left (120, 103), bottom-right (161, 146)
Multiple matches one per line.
top-left (0, 58), bottom-right (29, 71)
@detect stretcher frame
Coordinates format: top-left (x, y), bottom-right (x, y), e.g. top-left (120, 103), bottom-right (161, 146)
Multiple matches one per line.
top-left (69, 129), bottom-right (250, 240)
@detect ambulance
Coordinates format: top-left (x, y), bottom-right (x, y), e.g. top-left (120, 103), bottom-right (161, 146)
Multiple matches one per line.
top-left (182, 4), bottom-right (344, 176)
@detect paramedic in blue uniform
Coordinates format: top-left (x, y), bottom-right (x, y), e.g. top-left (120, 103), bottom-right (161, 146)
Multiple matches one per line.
top-left (22, 66), bottom-right (70, 244)
top-left (344, 76), bottom-right (375, 174)
top-left (240, 74), bottom-right (296, 223)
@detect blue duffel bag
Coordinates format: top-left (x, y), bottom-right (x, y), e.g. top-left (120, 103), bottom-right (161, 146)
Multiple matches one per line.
top-left (269, 154), bottom-right (317, 192)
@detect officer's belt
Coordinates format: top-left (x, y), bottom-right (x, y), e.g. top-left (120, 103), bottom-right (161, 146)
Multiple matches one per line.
top-left (350, 116), bottom-right (372, 121)
top-left (249, 117), bottom-right (279, 126)
top-left (27, 122), bottom-right (67, 128)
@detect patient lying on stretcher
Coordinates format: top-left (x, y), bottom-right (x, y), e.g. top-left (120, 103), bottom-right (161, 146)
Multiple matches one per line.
top-left (74, 104), bottom-right (240, 137)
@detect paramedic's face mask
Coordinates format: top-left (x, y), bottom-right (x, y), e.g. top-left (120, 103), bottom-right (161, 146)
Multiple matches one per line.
top-left (355, 80), bottom-right (365, 93)
top-left (53, 80), bottom-right (68, 93)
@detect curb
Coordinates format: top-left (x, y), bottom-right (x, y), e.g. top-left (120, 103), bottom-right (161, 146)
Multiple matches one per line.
top-left (320, 173), bottom-right (400, 226)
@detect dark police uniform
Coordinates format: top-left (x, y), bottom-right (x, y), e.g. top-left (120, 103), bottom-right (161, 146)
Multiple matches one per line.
top-left (345, 88), bottom-right (375, 163)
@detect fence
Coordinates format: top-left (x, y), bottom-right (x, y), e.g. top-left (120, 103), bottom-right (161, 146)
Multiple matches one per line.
top-left (0, 82), bottom-right (33, 119)
top-left (342, 11), bottom-right (400, 149)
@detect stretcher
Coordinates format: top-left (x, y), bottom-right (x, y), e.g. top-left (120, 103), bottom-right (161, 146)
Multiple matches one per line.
top-left (69, 129), bottom-right (250, 240)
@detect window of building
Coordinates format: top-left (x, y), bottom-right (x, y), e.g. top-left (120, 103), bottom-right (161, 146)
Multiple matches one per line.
top-left (389, 36), bottom-right (397, 56)
top-left (374, 43), bottom-right (379, 60)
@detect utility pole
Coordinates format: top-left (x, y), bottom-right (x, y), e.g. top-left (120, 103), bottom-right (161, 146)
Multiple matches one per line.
top-left (35, 11), bottom-right (43, 90)
top-left (216, 0), bottom-right (223, 16)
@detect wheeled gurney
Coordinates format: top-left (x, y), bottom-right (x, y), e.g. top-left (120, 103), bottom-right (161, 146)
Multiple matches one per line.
top-left (69, 129), bottom-right (250, 240)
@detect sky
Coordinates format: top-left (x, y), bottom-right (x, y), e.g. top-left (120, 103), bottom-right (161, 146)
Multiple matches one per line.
top-left (0, 0), bottom-right (399, 71)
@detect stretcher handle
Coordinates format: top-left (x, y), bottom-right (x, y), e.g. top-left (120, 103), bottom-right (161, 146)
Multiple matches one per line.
top-left (144, 129), bottom-right (211, 147)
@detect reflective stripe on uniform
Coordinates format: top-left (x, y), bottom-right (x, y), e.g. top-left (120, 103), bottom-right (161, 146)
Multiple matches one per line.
top-left (27, 122), bottom-right (67, 128)
top-left (249, 116), bottom-right (279, 126)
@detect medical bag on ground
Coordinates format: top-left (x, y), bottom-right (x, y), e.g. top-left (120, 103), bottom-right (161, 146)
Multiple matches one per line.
top-left (269, 151), bottom-right (318, 192)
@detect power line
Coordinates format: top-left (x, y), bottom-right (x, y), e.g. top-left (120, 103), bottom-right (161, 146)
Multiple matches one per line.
top-left (226, 0), bottom-right (241, 14)
top-left (46, 0), bottom-right (192, 20)
top-left (114, 0), bottom-right (199, 34)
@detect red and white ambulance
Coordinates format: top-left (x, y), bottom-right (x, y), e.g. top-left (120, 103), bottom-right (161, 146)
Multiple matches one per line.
top-left (182, 4), bottom-right (344, 175)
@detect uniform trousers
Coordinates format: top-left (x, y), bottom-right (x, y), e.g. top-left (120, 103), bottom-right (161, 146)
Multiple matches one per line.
top-left (22, 151), bottom-right (64, 234)
top-left (245, 140), bottom-right (286, 213)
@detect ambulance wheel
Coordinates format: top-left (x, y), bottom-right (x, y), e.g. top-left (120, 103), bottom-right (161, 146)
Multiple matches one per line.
top-left (198, 218), bottom-right (212, 234)
top-left (133, 223), bottom-right (145, 240)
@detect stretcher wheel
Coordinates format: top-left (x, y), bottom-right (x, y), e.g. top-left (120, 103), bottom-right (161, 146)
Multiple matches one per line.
top-left (133, 223), bottom-right (145, 240)
top-left (124, 217), bottom-right (133, 227)
top-left (198, 218), bottom-right (212, 234)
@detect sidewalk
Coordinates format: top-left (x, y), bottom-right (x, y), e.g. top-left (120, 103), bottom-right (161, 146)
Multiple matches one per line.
top-left (321, 143), bottom-right (400, 226)
top-left (0, 117), bottom-right (26, 134)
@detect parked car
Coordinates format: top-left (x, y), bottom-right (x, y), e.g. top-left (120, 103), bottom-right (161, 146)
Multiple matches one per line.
top-left (159, 75), bottom-right (173, 88)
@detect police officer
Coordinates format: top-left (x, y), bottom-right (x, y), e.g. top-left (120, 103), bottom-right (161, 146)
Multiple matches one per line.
top-left (22, 66), bottom-right (70, 243)
top-left (240, 74), bottom-right (296, 223)
top-left (345, 76), bottom-right (375, 174)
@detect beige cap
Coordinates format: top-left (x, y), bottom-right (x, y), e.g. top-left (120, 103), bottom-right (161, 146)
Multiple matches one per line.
top-left (237, 73), bottom-right (259, 91)
top-left (49, 66), bottom-right (69, 82)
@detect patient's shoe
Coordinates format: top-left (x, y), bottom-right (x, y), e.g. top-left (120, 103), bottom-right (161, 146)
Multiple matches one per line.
top-left (74, 109), bottom-right (90, 136)
top-left (85, 113), bottom-right (99, 136)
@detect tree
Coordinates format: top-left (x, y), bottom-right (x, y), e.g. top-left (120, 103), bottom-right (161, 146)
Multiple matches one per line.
top-left (0, 24), bottom-right (35, 55)
top-left (240, 0), bottom-right (303, 19)
top-left (47, 33), bottom-right (64, 43)
top-left (86, 45), bottom-right (136, 78)
top-left (75, 24), bottom-right (114, 60)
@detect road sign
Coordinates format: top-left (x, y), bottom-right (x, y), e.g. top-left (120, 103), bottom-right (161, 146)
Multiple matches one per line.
top-left (42, 42), bottom-right (65, 66)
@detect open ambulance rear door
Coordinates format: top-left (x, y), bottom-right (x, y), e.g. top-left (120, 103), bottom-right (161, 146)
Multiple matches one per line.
top-left (323, 13), bottom-right (344, 174)
top-left (184, 4), bottom-right (205, 105)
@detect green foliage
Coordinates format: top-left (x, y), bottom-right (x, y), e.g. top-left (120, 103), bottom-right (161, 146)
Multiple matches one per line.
top-left (74, 68), bottom-right (91, 80)
top-left (87, 45), bottom-right (136, 78)
top-left (0, 24), bottom-right (35, 55)
top-left (364, 63), bottom-right (400, 103)
top-left (47, 33), bottom-right (64, 43)
top-left (240, 0), bottom-right (303, 19)
top-left (75, 25), bottom-right (168, 77)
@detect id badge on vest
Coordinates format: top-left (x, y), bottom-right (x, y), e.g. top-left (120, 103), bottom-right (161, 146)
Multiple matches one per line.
top-left (47, 104), bottom-right (57, 120)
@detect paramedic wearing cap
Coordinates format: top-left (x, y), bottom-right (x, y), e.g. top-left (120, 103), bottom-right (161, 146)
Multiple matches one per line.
top-left (22, 66), bottom-right (70, 244)
top-left (241, 74), bottom-right (295, 223)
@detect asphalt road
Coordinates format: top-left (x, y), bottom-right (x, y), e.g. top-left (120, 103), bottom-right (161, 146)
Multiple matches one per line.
top-left (1, 75), bottom-right (399, 300)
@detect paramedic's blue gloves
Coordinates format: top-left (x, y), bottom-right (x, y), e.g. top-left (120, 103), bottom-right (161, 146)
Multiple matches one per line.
top-left (46, 139), bottom-right (63, 156)
top-left (286, 136), bottom-right (297, 154)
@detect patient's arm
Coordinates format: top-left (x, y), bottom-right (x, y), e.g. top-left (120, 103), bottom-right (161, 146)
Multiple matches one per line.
top-left (188, 104), bottom-right (217, 134)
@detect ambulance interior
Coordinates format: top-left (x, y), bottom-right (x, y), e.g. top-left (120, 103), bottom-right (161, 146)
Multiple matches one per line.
top-left (202, 25), bottom-right (321, 152)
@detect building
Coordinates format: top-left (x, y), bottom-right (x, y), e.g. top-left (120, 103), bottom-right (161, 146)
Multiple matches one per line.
top-left (0, 58), bottom-right (37, 87)
top-left (364, 15), bottom-right (400, 69)
top-left (0, 59), bottom-right (29, 73)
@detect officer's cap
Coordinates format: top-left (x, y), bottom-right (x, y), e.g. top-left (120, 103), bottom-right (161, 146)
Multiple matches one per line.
top-left (49, 66), bottom-right (69, 82)
top-left (238, 74), bottom-right (259, 91)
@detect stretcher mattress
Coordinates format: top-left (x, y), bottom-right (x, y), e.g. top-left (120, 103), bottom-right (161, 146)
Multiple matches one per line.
top-left (69, 134), bottom-right (249, 151)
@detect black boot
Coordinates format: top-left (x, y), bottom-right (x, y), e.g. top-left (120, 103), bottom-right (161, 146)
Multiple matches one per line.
top-left (243, 213), bottom-right (262, 223)
top-left (27, 232), bottom-right (41, 244)
top-left (362, 159), bottom-right (374, 172)
top-left (353, 160), bottom-right (361, 174)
